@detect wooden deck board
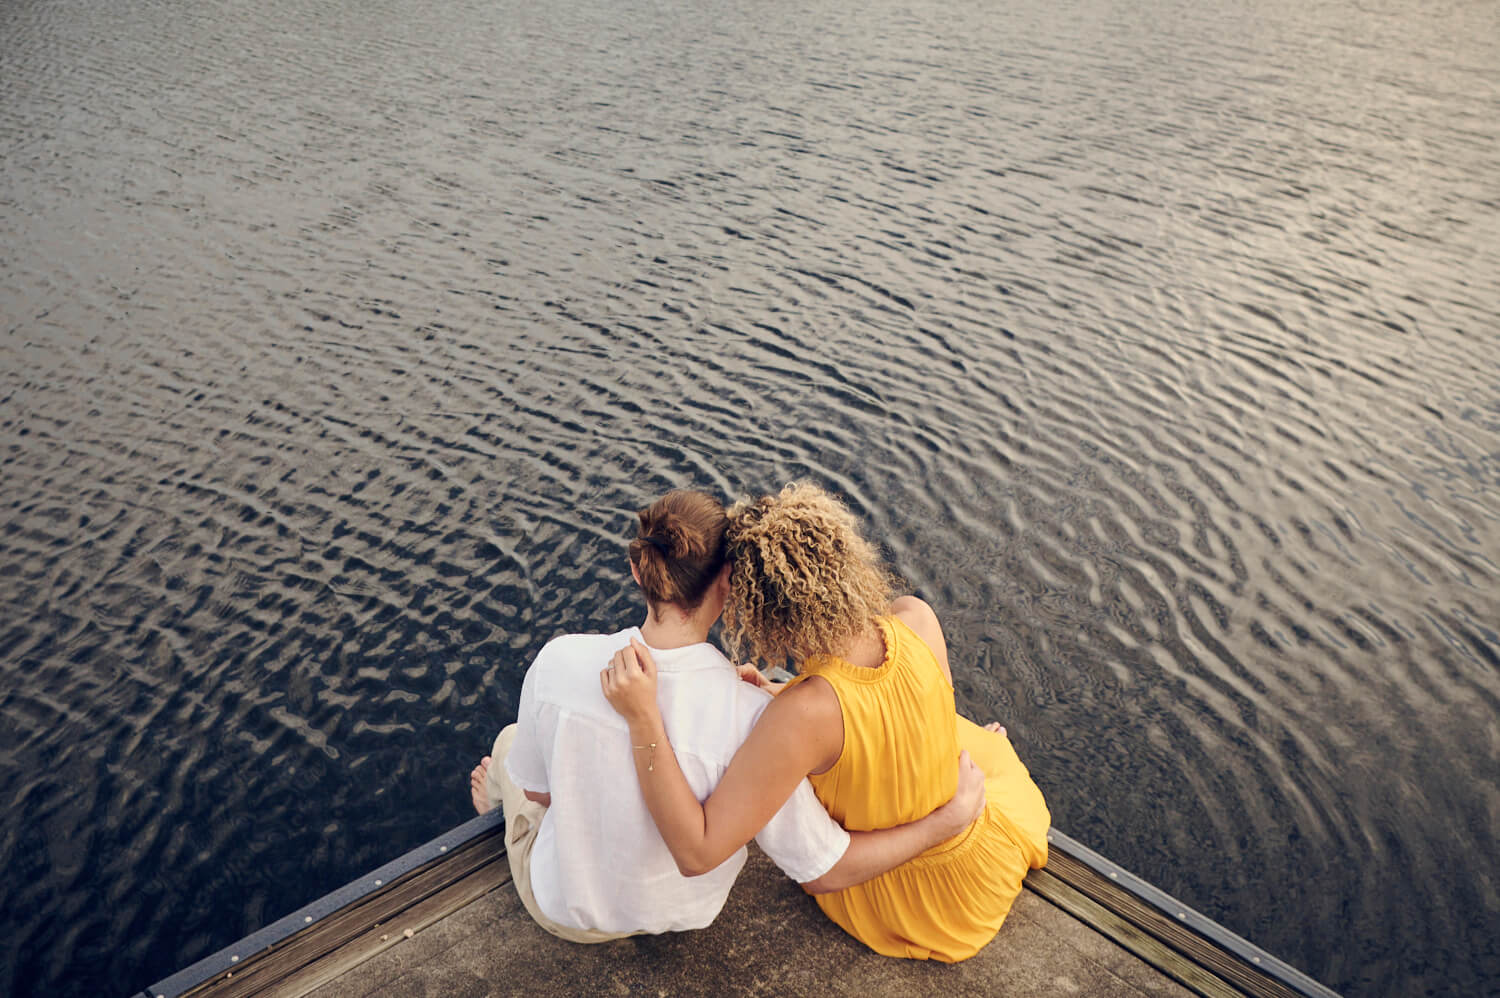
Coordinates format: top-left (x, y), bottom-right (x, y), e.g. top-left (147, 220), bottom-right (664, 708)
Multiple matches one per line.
top-left (157, 826), bottom-right (1328, 998)
top-left (299, 850), bottom-right (1199, 998)
top-left (1034, 852), bottom-right (1306, 998)
top-left (179, 824), bottom-right (509, 998)
top-left (164, 840), bottom-right (1206, 998)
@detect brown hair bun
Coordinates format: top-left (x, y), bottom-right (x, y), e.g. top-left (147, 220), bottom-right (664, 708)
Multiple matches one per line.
top-left (629, 490), bottom-right (729, 612)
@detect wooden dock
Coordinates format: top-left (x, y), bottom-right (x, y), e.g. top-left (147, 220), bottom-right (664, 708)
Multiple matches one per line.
top-left (137, 813), bottom-right (1339, 998)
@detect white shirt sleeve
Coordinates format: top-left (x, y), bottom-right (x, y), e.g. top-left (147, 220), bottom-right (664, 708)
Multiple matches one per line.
top-left (503, 662), bottom-right (549, 794)
top-left (753, 777), bottom-right (851, 884)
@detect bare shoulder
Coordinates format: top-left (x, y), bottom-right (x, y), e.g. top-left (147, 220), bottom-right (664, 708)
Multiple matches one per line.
top-left (889, 595), bottom-right (952, 684)
top-left (890, 595), bottom-right (942, 641)
top-left (761, 676), bottom-right (844, 772)
top-left (768, 674), bottom-right (842, 725)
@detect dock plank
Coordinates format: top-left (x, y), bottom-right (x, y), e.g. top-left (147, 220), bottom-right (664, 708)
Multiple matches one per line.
top-left (1036, 852), bottom-right (1307, 998)
top-left (179, 824), bottom-right (509, 998)
top-left (300, 847), bottom-right (1197, 998)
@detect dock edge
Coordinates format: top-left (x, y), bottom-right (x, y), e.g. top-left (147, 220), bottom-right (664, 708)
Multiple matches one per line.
top-left (136, 816), bottom-right (1343, 998)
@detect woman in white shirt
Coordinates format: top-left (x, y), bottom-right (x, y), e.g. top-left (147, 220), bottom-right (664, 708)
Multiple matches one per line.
top-left (468, 489), bottom-right (984, 941)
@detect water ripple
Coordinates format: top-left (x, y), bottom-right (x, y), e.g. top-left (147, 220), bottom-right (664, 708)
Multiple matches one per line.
top-left (3, 0), bottom-right (1500, 994)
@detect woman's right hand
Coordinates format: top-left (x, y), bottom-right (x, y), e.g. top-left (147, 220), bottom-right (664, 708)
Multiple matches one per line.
top-left (737, 663), bottom-right (782, 692)
top-left (601, 638), bottom-right (663, 728)
top-left (938, 750), bottom-right (987, 835)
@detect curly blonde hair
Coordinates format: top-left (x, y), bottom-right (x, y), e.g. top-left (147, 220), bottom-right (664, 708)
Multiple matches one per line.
top-left (722, 482), bottom-right (897, 667)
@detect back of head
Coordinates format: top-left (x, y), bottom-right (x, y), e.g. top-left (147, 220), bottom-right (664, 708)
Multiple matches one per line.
top-left (723, 482), bottom-right (895, 666)
top-left (629, 490), bottom-right (729, 613)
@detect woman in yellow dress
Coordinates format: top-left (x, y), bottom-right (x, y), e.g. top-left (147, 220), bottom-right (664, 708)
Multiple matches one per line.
top-left (603, 482), bottom-right (1051, 961)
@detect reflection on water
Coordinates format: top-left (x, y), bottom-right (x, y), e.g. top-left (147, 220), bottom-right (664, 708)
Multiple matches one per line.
top-left (2, 0), bottom-right (1498, 994)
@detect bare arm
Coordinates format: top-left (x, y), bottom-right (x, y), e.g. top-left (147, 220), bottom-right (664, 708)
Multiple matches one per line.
top-left (523, 790), bottom-right (551, 807)
top-left (603, 639), bottom-right (843, 877)
top-left (800, 749), bottom-right (986, 893)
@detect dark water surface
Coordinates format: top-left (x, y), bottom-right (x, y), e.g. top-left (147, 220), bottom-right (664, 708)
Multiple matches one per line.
top-left (3, 0), bottom-right (1498, 994)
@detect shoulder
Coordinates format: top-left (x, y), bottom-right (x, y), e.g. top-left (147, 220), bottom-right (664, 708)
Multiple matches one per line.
top-left (535, 629), bottom-right (629, 664)
top-left (890, 594), bottom-right (934, 617)
top-left (762, 674), bottom-right (842, 736)
top-left (888, 596), bottom-right (951, 681)
top-left (525, 630), bottom-right (628, 695)
top-left (890, 595), bottom-right (942, 639)
top-left (743, 674), bottom-right (844, 774)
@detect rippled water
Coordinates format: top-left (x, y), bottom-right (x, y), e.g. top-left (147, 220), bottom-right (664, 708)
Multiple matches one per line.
top-left (2, 0), bottom-right (1497, 994)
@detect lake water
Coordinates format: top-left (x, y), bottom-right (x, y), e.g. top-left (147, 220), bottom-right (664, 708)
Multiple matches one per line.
top-left (2, 0), bottom-right (1497, 994)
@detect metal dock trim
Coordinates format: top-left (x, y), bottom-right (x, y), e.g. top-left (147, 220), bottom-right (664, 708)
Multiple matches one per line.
top-left (135, 810), bottom-right (508, 998)
top-left (1030, 829), bottom-right (1342, 998)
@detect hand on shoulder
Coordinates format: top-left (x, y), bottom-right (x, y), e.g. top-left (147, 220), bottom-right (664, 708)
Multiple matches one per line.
top-left (736, 663), bottom-right (777, 692)
top-left (601, 638), bottom-right (663, 729)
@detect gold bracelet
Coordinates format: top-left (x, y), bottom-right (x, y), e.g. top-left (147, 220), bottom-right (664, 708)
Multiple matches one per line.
top-left (633, 741), bottom-right (656, 772)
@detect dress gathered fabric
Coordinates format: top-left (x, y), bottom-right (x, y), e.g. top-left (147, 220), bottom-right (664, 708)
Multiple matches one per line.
top-left (784, 615), bottom-right (1051, 962)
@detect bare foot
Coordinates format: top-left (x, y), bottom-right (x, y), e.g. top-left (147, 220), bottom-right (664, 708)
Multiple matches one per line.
top-left (470, 756), bottom-right (494, 815)
top-left (984, 722), bottom-right (1008, 738)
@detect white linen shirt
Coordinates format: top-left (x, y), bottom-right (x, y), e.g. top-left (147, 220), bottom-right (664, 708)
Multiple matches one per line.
top-left (504, 627), bottom-right (850, 933)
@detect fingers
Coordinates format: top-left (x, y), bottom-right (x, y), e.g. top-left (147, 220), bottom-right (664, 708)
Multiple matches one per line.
top-left (736, 664), bottom-right (771, 689)
top-left (601, 641), bottom-right (660, 711)
top-left (604, 645), bottom-right (642, 686)
top-left (629, 638), bottom-right (657, 678)
top-left (958, 750), bottom-right (984, 789)
top-left (949, 750), bottom-right (987, 823)
top-left (602, 646), bottom-right (632, 695)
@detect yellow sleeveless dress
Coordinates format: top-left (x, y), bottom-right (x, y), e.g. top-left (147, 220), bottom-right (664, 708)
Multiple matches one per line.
top-left (784, 615), bottom-right (1050, 962)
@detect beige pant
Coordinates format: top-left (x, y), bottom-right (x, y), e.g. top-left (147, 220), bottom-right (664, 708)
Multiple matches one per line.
top-left (485, 724), bottom-right (639, 944)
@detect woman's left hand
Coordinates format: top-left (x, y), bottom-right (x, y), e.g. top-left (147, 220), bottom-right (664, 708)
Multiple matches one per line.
top-left (602, 638), bottom-right (662, 726)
